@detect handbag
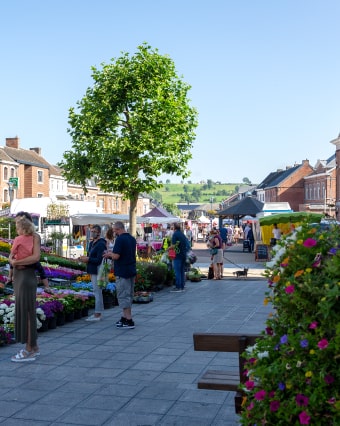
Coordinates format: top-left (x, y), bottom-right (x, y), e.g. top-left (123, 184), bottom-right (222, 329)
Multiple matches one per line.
top-left (168, 247), bottom-right (177, 260)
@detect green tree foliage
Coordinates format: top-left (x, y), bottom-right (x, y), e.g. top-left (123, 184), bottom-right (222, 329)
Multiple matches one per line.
top-left (243, 177), bottom-right (251, 184)
top-left (59, 43), bottom-right (198, 236)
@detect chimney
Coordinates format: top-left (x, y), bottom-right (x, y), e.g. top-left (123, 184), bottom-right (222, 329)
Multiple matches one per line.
top-left (30, 147), bottom-right (42, 155)
top-left (6, 136), bottom-right (20, 149)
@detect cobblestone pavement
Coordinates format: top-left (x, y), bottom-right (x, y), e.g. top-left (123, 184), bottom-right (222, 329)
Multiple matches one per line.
top-left (0, 242), bottom-right (270, 426)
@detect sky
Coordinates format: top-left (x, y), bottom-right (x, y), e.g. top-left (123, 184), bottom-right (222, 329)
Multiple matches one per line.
top-left (1, 0), bottom-right (340, 185)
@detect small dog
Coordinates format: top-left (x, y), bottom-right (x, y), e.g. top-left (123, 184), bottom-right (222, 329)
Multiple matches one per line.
top-left (233, 268), bottom-right (249, 279)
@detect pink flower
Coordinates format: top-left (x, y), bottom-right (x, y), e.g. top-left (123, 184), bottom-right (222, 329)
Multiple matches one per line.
top-left (296, 394), bottom-right (309, 406)
top-left (309, 321), bottom-right (318, 329)
top-left (270, 400), bottom-right (280, 412)
top-left (303, 238), bottom-right (317, 248)
top-left (324, 374), bottom-right (334, 385)
top-left (245, 380), bottom-right (255, 390)
top-left (317, 338), bottom-right (329, 350)
top-left (299, 411), bottom-right (311, 424)
top-left (247, 401), bottom-right (254, 411)
top-left (285, 285), bottom-right (295, 294)
top-left (254, 390), bottom-right (266, 401)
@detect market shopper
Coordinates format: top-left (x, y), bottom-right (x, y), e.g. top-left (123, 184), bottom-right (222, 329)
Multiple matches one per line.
top-left (79, 225), bottom-right (107, 322)
top-left (10, 213), bottom-right (43, 362)
top-left (103, 221), bottom-right (137, 329)
top-left (170, 223), bottom-right (189, 292)
top-left (208, 230), bottom-right (223, 280)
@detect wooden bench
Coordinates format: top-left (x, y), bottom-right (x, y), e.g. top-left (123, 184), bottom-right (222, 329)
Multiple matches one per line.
top-left (193, 332), bottom-right (261, 414)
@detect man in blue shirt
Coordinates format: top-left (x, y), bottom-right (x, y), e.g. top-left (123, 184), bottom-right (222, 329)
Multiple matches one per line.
top-left (170, 223), bottom-right (188, 292)
top-left (104, 221), bottom-right (136, 329)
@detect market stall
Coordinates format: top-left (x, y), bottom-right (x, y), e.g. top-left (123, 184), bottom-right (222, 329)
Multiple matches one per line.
top-left (259, 212), bottom-right (324, 245)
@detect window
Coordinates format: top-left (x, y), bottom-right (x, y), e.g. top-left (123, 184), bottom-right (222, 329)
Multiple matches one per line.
top-left (37, 193), bottom-right (43, 198)
top-left (10, 167), bottom-right (15, 178)
top-left (4, 189), bottom-right (8, 202)
top-left (4, 167), bottom-right (8, 181)
top-left (37, 170), bottom-right (43, 183)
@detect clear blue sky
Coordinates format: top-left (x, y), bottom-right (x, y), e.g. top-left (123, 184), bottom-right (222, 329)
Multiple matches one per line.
top-left (1, 0), bottom-right (340, 184)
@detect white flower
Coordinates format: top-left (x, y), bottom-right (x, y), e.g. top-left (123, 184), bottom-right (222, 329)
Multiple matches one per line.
top-left (257, 351), bottom-right (269, 359)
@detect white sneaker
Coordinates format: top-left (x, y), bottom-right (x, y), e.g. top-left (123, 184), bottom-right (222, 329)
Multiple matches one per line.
top-left (85, 315), bottom-right (101, 322)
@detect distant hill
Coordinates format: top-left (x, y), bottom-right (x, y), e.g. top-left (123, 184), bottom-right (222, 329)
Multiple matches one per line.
top-left (149, 182), bottom-right (243, 205)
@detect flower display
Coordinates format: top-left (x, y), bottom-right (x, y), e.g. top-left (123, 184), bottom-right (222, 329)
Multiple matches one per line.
top-left (240, 222), bottom-right (340, 425)
top-left (0, 300), bottom-right (15, 325)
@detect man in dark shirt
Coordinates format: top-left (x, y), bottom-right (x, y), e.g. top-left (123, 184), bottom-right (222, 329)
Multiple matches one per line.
top-left (170, 223), bottom-right (188, 292)
top-left (104, 221), bottom-right (136, 329)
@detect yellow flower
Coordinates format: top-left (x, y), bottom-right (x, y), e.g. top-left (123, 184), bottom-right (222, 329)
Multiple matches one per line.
top-left (321, 297), bottom-right (326, 302)
top-left (305, 268), bottom-right (312, 273)
top-left (305, 371), bottom-right (313, 378)
top-left (294, 270), bottom-right (304, 278)
top-left (286, 382), bottom-right (292, 389)
top-left (273, 275), bottom-right (280, 283)
top-left (263, 297), bottom-right (269, 306)
top-left (297, 239), bottom-right (303, 245)
top-left (310, 349), bottom-right (315, 355)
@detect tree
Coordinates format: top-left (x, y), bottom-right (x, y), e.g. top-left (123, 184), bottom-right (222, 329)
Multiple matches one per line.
top-left (242, 177), bottom-right (251, 185)
top-left (59, 43), bottom-right (198, 236)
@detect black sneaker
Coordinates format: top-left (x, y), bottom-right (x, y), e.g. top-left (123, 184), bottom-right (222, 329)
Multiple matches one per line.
top-left (117, 318), bottom-right (135, 329)
top-left (116, 317), bottom-right (126, 327)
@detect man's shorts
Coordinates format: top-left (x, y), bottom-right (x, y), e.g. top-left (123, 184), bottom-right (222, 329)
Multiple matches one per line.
top-left (115, 276), bottom-right (135, 309)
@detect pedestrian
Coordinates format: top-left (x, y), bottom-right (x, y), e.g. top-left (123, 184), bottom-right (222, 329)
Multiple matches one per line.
top-left (247, 226), bottom-right (255, 252)
top-left (103, 221), bottom-right (137, 329)
top-left (219, 226), bottom-right (228, 248)
top-left (10, 212), bottom-right (44, 362)
top-left (79, 225), bottom-right (107, 322)
top-left (271, 223), bottom-right (281, 246)
top-left (170, 223), bottom-right (188, 292)
top-left (208, 230), bottom-right (223, 279)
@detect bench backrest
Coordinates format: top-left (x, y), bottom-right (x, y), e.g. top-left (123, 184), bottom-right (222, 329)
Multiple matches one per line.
top-left (193, 333), bottom-right (261, 383)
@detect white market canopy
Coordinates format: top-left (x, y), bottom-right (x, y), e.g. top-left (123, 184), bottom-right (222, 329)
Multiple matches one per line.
top-left (197, 214), bottom-right (210, 224)
top-left (70, 213), bottom-right (180, 226)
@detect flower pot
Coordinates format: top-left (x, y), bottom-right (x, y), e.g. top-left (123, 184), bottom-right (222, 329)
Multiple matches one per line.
top-left (103, 295), bottom-right (114, 309)
top-left (73, 309), bottom-right (82, 319)
top-left (48, 316), bottom-right (57, 329)
top-left (38, 319), bottom-right (49, 332)
top-left (65, 312), bottom-right (75, 322)
top-left (56, 312), bottom-right (65, 326)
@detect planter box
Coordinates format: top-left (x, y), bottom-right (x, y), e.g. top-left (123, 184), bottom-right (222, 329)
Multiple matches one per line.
top-left (133, 292), bottom-right (153, 303)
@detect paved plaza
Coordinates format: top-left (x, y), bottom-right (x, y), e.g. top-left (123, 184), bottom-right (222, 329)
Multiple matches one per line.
top-left (0, 243), bottom-right (270, 426)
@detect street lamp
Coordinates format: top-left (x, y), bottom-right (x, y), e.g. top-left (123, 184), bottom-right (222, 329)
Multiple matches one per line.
top-left (8, 181), bottom-right (14, 206)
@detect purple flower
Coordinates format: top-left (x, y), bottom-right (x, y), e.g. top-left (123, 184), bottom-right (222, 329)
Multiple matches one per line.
top-left (278, 382), bottom-right (285, 391)
top-left (300, 339), bottom-right (309, 348)
top-left (280, 334), bottom-right (288, 344)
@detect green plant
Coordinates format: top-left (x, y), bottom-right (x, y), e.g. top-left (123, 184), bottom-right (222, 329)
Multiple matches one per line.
top-left (135, 261), bottom-right (167, 292)
top-left (187, 267), bottom-right (202, 281)
top-left (239, 222), bottom-right (340, 425)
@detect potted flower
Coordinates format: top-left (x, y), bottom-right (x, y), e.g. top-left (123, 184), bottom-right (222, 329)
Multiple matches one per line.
top-left (239, 222), bottom-right (340, 425)
top-left (187, 267), bottom-right (202, 282)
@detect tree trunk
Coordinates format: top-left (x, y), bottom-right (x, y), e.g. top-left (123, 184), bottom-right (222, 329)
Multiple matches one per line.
top-left (129, 195), bottom-right (138, 238)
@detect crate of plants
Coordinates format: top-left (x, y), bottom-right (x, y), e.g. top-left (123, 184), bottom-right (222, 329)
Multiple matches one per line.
top-left (133, 291), bottom-right (154, 303)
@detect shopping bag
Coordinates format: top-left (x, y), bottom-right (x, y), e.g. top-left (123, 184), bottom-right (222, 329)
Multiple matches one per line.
top-left (97, 259), bottom-right (110, 289)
